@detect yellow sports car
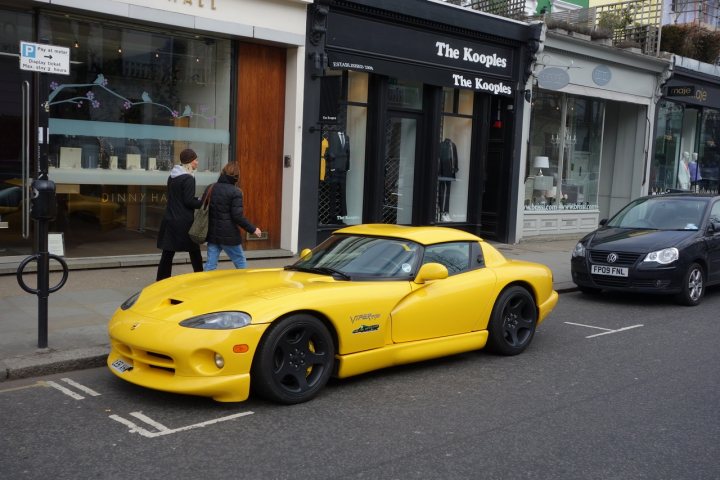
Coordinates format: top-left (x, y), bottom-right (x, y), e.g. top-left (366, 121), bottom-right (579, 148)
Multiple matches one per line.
top-left (107, 224), bottom-right (558, 404)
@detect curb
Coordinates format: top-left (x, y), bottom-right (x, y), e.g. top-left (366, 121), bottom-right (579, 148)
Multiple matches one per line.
top-left (1, 345), bottom-right (109, 382)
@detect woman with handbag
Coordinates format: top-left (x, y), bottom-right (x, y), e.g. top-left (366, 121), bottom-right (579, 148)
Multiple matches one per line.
top-left (155, 148), bottom-right (204, 281)
top-left (203, 161), bottom-right (261, 271)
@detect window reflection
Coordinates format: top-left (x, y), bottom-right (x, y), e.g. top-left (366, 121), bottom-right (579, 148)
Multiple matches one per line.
top-left (438, 88), bottom-right (472, 223)
top-left (37, 12), bottom-right (231, 254)
top-left (526, 90), bottom-right (603, 211)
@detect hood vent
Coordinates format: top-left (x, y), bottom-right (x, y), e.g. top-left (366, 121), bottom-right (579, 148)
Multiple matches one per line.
top-left (168, 298), bottom-right (183, 305)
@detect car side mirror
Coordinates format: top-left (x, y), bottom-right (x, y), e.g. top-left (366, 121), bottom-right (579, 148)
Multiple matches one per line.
top-left (299, 248), bottom-right (313, 259)
top-left (414, 262), bottom-right (448, 284)
top-left (708, 221), bottom-right (720, 234)
top-left (599, 218), bottom-right (608, 226)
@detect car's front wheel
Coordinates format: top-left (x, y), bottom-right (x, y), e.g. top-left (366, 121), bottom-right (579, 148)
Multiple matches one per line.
top-left (486, 286), bottom-right (538, 355)
top-left (676, 262), bottom-right (704, 306)
top-left (251, 314), bottom-right (335, 404)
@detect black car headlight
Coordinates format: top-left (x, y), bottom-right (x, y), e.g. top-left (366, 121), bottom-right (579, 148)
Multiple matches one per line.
top-left (120, 291), bottom-right (141, 310)
top-left (572, 242), bottom-right (586, 258)
top-left (179, 311), bottom-right (252, 330)
top-left (643, 247), bottom-right (679, 265)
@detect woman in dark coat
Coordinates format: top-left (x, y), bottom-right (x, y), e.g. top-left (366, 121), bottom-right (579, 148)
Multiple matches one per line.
top-left (156, 148), bottom-right (203, 281)
top-left (203, 161), bottom-right (261, 270)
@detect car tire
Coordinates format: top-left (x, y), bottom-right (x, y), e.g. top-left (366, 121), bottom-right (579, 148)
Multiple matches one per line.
top-left (251, 314), bottom-right (335, 404)
top-left (676, 262), bottom-right (704, 306)
top-left (578, 286), bottom-right (602, 295)
top-left (486, 286), bottom-right (538, 356)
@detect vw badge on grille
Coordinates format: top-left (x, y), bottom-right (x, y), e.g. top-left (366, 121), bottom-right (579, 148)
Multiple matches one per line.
top-left (607, 253), bottom-right (618, 263)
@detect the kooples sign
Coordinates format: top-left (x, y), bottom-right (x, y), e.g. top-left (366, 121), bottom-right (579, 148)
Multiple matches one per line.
top-left (451, 73), bottom-right (512, 95)
top-left (326, 11), bottom-right (514, 87)
top-left (435, 41), bottom-right (508, 69)
top-left (435, 42), bottom-right (511, 94)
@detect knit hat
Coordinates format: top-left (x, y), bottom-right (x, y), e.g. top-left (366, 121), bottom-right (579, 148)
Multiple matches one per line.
top-left (180, 148), bottom-right (197, 164)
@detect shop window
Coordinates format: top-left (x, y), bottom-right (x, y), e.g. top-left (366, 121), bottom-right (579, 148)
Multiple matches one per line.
top-left (318, 71), bottom-right (367, 226)
top-left (348, 70), bottom-right (368, 103)
top-left (697, 109), bottom-right (720, 194)
top-left (526, 90), bottom-right (603, 212)
top-left (651, 103), bottom-right (718, 195)
top-left (437, 88), bottom-right (472, 223)
top-left (651, 100), bottom-right (686, 193)
top-left (387, 78), bottom-right (423, 110)
top-left (37, 12), bottom-right (231, 248)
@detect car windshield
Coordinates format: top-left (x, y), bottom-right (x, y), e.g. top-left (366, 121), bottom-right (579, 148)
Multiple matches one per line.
top-left (287, 235), bottom-right (421, 280)
top-left (607, 197), bottom-right (708, 231)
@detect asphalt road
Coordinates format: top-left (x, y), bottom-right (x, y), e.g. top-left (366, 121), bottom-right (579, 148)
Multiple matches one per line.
top-left (2, 289), bottom-right (719, 480)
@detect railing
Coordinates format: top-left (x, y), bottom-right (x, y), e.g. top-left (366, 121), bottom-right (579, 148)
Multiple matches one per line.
top-left (667, 0), bottom-right (720, 31)
top-left (544, 0), bottom-right (664, 56)
top-left (456, 0), bottom-right (528, 20)
top-left (443, 0), bottom-right (720, 60)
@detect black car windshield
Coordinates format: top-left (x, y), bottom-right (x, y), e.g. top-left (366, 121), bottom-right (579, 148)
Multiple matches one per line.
top-left (287, 235), bottom-right (421, 279)
top-left (607, 196), bottom-right (708, 231)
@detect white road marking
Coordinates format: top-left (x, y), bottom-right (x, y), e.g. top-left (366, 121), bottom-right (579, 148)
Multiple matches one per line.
top-left (585, 325), bottom-right (644, 338)
top-left (564, 321), bottom-right (644, 338)
top-left (61, 378), bottom-right (101, 397)
top-left (564, 322), bottom-right (613, 331)
top-left (130, 411), bottom-right (170, 432)
top-left (109, 411), bottom-right (254, 438)
top-left (45, 380), bottom-right (85, 400)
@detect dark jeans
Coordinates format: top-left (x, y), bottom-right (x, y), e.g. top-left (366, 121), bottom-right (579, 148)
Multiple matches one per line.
top-left (156, 249), bottom-right (203, 281)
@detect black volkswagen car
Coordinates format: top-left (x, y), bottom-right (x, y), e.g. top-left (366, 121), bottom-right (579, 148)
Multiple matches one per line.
top-left (571, 193), bottom-right (720, 306)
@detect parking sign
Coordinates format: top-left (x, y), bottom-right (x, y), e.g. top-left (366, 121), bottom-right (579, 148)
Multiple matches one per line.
top-left (19, 41), bottom-right (70, 75)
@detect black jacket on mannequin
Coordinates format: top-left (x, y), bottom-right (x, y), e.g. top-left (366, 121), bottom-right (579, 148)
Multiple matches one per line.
top-left (439, 138), bottom-right (458, 178)
top-left (203, 173), bottom-right (257, 246)
top-left (325, 131), bottom-right (350, 174)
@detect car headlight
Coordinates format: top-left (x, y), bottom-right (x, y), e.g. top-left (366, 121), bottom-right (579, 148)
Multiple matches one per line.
top-left (572, 242), bottom-right (586, 258)
top-left (643, 247), bottom-right (679, 265)
top-left (120, 291), bottom-right (141, 310)
top-left (179, 311), bottom-right (252, 330)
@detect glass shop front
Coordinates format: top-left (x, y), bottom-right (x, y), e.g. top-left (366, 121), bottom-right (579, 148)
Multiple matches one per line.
top-left (0, 8), bottom-right (231, 258)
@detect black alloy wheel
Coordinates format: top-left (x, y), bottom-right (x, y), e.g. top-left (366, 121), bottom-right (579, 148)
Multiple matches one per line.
top-left (251, 314), bottom-right (335, 404)
top-left (486, 286), bottom-right (538, 356)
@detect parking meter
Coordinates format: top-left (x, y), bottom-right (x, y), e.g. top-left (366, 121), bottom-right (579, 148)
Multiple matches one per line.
top-left (30, 178), bottom-right (57, 220)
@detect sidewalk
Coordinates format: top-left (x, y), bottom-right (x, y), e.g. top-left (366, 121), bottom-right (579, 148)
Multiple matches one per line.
top-left (0, 236), bottom-right (578, 382)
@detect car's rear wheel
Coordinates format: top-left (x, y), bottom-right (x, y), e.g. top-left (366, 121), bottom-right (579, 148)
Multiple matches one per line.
top-left (676, 263), bottom-right (704, 306)
top-left (486, 286), bottom-right (537, 356)
top-left (251, 314), bottom-right (335, 404)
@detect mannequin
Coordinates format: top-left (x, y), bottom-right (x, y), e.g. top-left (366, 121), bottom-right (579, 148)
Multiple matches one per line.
top-left (689, 152), bottom-right (702, 187)
top-left (438, 138), bottom-right (458, 222)
top-left (325, 130), bottom-right (350, 224)
top-left (678, 151), bottom-right (690, 190)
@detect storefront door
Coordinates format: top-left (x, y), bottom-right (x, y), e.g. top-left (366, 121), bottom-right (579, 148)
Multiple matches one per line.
top-left (381, 113), bottom-right (421, 225)
top-left (0, 10), bottom-right (34, 257)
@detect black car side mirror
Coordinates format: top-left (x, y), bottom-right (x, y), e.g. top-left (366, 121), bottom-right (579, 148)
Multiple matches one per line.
top-left (599, 218), bottom-right (608, 226)
top-left (708, 221), bottom-right (720, 234)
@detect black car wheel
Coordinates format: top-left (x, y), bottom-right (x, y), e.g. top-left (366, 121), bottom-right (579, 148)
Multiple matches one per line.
top-left (486, 286), bottom-right (537, 356)
top-left (251, 314), bottom-right (335, 404)
top-left (676, 262), bottom-right (704, 306)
